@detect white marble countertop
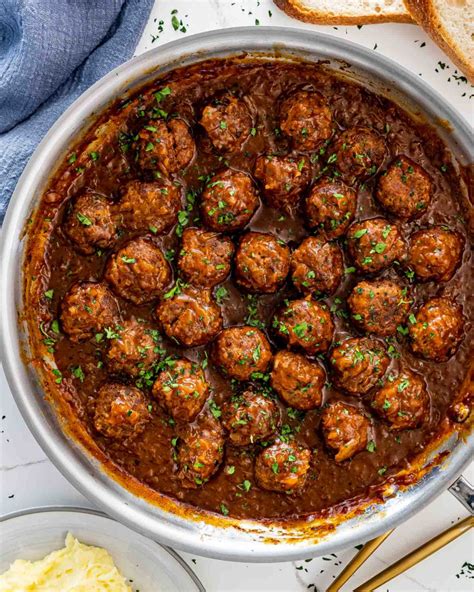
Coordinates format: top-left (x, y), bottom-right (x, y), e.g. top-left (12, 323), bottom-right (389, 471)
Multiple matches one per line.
top-left (1, 1), bottom-right (473, 590)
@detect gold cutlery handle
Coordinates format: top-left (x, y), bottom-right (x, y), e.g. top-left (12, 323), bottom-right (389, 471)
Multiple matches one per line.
top-left (353, 516), bottom-right (474, 591)
top-left (326, 530), bottom-right (393, 592)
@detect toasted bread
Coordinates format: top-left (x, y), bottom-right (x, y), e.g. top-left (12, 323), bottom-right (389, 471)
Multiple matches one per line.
top-left (274, 0), bottom-right (412, 24)
top-left (404, 0), bottom-right (474, 82)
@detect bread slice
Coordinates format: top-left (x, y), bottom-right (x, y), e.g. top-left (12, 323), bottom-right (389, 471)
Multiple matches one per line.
top-left (274, 0), bottom-right (412, 24)
top-left (404, 0), bottom-right (474, 82)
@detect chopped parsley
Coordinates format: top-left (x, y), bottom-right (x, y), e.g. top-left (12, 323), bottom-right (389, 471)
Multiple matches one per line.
top-left (293, 322), bottom-right (308, 338)
top-left (209, 399), bottom-right (222, 419)
top-left (163, 279), bottom-right (188, 300)
top-left (121, 255), bottom-right (136, 264)
top-left (366, 440), bottom-right (376, 453)
top-left (240, 480), bottom-right (252, 492)
top-left (215, 286), bottom-right (229, 304)
top-left (52, 368), bottom-right (63, 384)
top-left (76, 212), bottom-right (92, 226)
top-left (72, 365), bottom-right (85, 382)
top-left (154, 86), bottom-right (172, 102)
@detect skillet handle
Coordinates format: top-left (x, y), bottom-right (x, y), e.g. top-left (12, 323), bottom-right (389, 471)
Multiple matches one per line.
top-left (448, 475), bottom-right (474, 514)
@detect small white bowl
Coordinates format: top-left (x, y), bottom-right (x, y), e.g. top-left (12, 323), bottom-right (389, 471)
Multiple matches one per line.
top-left (0, 506), bottom-right (204, 592)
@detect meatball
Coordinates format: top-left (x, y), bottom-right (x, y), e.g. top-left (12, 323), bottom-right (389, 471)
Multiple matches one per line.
top-left (291, 237), bottom-right (343, 296)
top-left (156, 286), bottom-right (222, 347)
top-left (407, 226), bottom-right (464, 282)
top-left (105, 237), bottom-right (172, 305)
top-left (235, 232), bottom-right (290, 294)
top-left (117, 179), bottom-right (182, 233)
top-left (136, 119), bottom-right (195, 174)
top-left (93, 383), bottom-right (151, 440)
top-left (177, 413), bottom-right (224, 488)
top-left (61, 282), bottom-right (120, 342)
top-left (329, 127), bottom-right (387, 183)
top-left (274, 296), bottom-right (334, 355)
top-left (372, 370), bottom-right (429, 431)
top-left (271, 350), bottom-right (325, 410)
top-left (254, 154), bottom-right (311, 213)
top-left (105, 319), bottom-right (159, 377)
top-left (152, 358), bottom-right (209, 422)
top-left (347, 217), bottom-right (406, 273)
top-left (63, 192), bottom-right (117, 255)
top-left (255, 441), bottom-right (311, 493)
top-left (409, 297), bottom-right (464, 362)
top-left (200, 94), bottom-right (252, 152)
top-left (212, 326), bottom-right (272, 381)
top-left (347, 279), bottom-right (412, 337)
top-left (305, 178), bottom-right (357, 240)
top-left (280, 90), bottom-right (333, 151)
top-left (321, 401), bottom-right (370, 462)
top-left (330, 337), bottom-right (389, 395)
top-left (376, 156), bottom-right (432, 219)
top-left (201, 169), bottom-right (259, 232)
top-left (178, 227), bottom-right (235, 288)
top-left (222, 390), bottom-right (280, 446)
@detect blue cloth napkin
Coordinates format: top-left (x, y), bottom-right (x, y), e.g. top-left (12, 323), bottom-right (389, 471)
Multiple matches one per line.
top-left (0, 0), bottom-right (154, 223)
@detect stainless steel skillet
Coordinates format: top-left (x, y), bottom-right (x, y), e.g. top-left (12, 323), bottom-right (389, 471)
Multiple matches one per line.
top-left (1, 27), bottom-right (472, 562)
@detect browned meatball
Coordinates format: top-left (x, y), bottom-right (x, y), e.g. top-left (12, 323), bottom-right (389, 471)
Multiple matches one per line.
top-left (321, 401), bottom-right (370, 462)
top-left (274, 296), bottom-right (334, 355)
top-left (136, 119), bottom-right (195, 174)
top-left (61, 282), bottom-right (120, 342)
top-left (117, 179), bottom-right (182, 233)
top-left (347, 218), bottom-right (406, 273)
top-left (280, 90), bottom-right (333, 151)
top-left (376, 156), bottom-right (432, 219)
top-left (347, 279), bottom-right (412, 337)
top-left (305, 178), bottom-right (357, 240)
top-left (329, 127), bottom-right (387, 183)
top-left (235, 232), bottom-right (290, 294)
top-left (105, 319), bottom-right (159, 377)
top-left (156, 286), bottom-right (222, 347)
top-left (255, 440), bottom-right (311, 492)
top-left (407, 226), bottom-right (464, 282)
top-left (372, 370), bottom-right (429, 431)
top-left (254, 154), bottom-right (311, 213)
top-left (409, 297), bottom-right (464, 362)
top-left (271, 350), bottom-right (325, 410)
top-left (178, 228), bottom-right (234, 288)
top-left (105, 237), bottom-right (172, 305)
top-left (152, 358), bottom-right (209, 422)
top-left (63, 192), bottom-right (117, 255)
top-left (93, 383), bottom-right (151, 440)
top-left (201, 169), bottom-right (259, 232)
top-left (291, 237), bottom-right (343, 296)
top-left (330, 337), bottom-right (389, 395)
top-left (200, 94), bottom-right (252, 152)
top-left (212, 326), bottom-right (272, 381)
top-left (176, 412), bottom-right (224, 488)
top-left (222, 390), bottom-right (280, 446)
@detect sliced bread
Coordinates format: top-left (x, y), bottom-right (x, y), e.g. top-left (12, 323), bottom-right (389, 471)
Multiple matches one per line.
top-left (404, 0), bottom-right (474, 82)
top-left (273, 0), bottom-right (412, 24)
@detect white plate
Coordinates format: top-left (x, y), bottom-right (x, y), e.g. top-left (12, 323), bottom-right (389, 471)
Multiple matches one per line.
top-left (0, 506), bottom-right (205, 592)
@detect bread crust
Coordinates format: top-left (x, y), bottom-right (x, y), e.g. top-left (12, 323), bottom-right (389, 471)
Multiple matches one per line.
top-left (274, 0), bottom-right (413, 24)
top-left (404, 0), bottom-right (474, 83)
